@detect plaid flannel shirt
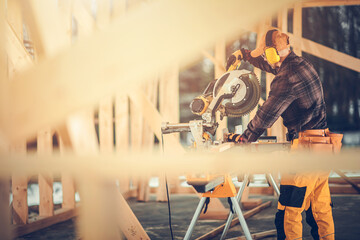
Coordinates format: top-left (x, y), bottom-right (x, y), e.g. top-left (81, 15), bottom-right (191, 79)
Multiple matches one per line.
top-left (241, 50), bottom-right (327, 142)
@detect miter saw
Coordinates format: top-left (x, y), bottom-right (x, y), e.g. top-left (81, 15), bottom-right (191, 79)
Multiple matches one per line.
top-left (161, 69), bottom-right (260, 148)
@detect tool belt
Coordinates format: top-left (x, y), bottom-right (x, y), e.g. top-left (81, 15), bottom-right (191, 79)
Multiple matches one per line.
top-left (291, 128), bottom-right (343, 153)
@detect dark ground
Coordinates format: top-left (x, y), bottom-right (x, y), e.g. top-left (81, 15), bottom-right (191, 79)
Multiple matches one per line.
top-left (16, 194), bottom-right (360, 240)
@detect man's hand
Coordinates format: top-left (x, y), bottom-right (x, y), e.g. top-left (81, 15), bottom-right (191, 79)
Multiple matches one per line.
top-left (226, 133), bottom-right (247, 143)
top-left (226, 50), bottom-right (243, 71)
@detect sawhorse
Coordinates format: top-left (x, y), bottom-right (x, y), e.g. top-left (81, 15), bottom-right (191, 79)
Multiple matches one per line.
top-left (184, 173), bottom-right (280, 240)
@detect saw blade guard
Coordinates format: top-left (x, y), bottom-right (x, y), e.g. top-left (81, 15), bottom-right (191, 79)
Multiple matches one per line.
top-left (212, 70), bottom-right (260, 117)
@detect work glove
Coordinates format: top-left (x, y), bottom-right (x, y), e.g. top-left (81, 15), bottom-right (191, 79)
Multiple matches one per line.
top-left (226, 50), bottom-right (243, 71)
top-left (226, 133), bottom-right (247, 144)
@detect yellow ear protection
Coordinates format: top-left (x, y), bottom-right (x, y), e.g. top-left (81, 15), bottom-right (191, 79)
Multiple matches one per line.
top-left (264, 29), bottom-right (281, 65)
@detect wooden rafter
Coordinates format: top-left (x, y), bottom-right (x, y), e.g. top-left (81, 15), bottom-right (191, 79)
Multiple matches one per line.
top-left (288, 33), bottom-right (360, 73)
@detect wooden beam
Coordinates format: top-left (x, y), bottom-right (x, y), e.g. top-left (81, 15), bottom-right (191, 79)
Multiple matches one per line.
top-left (20, 0), bottom-right (68, 58)
top-left (6, 0), bottom-right (294, 143)
top-left (13, 207), bottom-right (78, 238)
top-left (6, 21), bottom-right (33, 78)
top-left (334, 170), bottom-right (360, 194)
top-left (37, 128), bottom-right (54, 217)
top-left (128, 89), bottom-right (184, 153)
top-left (99, 97), bottom-right (114, 153)
top-left (116, 188), bottom-right (150, 239)
top-left (202, 50), bottom-right (226, 73)
top-left (72, 0), bottom-right (95, 37)
top-left (195, 201), bottom-right (272, 240)
top-left (297, 34), bottom-right (360, 73)
top-left (302, 0), bottom-right (360, 7)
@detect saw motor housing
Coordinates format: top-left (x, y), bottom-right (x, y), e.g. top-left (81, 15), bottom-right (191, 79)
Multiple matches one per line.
top-left (162, 69), bottom-right (260, 147)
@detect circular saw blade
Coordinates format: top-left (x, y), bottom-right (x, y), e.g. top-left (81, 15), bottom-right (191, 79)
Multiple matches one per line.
top-left (213, 70), bottom-right (260, 117)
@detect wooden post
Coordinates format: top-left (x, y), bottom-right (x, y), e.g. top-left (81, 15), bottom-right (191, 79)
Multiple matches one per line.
top-left (215, 39), bottom-right (227, 139)
top-left (293, 3), bottom-right (302, 56)
top-left (157, 66), bottom-right (180, 201)
top-left (59, 134), bottom-right (76, 209)
top-left (0, 177), bottom-right (12, 240)
top-left (37, 128), bottom-right (54, 217)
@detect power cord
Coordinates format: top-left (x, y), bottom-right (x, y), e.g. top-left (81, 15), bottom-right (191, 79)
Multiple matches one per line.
top-left (161, 133), bottom-right (174, 240)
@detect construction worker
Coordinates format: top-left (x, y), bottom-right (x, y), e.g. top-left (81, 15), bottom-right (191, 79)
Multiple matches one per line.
top-left (226, 29), bottom-right (335, 240)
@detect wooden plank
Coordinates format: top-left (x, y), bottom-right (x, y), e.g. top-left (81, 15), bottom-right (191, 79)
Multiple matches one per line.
top-left (229, 229), bottom-right (277, 240)
top-left (59, 135), bottom-right (76, 209)
top-left (330, 184), bottom-right (360, 194)
top-left (99, 96), bottom-right (114, 153)
top-left (116, 188), bottom-right (150, 239)
top-left (299, 35), bottom-right (360, 73)
top-left (302, 0), bottom-right (360, 7)
top-left (13, 207), bottom-right (78, 238)
top-left (20, 0), bottom-right (68, 58)
top-left (6, 0), bottom-right (23, 40)
top-left (10, 140), bottom-right (28, 225)
top-left (334, 170), bottom-right (360, 194)
top-left (195, 201), bottom-right (272, 240)
top-left (5, 0), bottom-right (295, 143)
top-left (37, 128), bottom-right (54, 217)
top-left (6, 20), bottom-right (33, 78)
top-left (115, 95), bottom-right (130, 193)
top-left (128, 89), bottom-right (184, 153)
top-left (0, 177), bottom-right (12, 240)
top-left (73, 0), bottom-right (95, 37)
top-left (329, 177), bottom-right (360, 184)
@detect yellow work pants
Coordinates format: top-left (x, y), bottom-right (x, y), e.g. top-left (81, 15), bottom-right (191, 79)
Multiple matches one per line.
top-left (275, 172), bottom-right (334, 240)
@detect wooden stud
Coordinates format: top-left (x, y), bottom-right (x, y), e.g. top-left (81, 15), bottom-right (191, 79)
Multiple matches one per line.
top-left (115, 95), bottom-right (130, 193)
top-left (99, 96), bottom-right (114, 153)
top-left (195, 201), bottom-right (272, 240)
top-left (11, 142), bottom-right (28, 225)
top-left (73, 0), bottom-right (95, 37)
top-left (0, 177), bottom-right (12, 240)
top-left (37, 128), bottom-right (54, 217)
top-left (214, 39), bottom-right (228, 139)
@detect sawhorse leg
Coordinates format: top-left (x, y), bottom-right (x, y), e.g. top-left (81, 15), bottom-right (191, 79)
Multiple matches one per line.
top-left (184, 197), bottom-right (207, 240)
top-left (266, 173), bottom-right (280, 195)
top-left (220, 174), bottom-right (250, 240)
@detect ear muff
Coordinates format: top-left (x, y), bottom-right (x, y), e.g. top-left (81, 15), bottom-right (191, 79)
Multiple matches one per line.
top-left (265, 48), bottom-right (281, 64)
top-left (264, 29), bottom-right (280, 64)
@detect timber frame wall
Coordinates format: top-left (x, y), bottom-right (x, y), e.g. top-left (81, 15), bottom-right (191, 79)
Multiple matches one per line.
top-left (1, 0), bottom-right (360, 239)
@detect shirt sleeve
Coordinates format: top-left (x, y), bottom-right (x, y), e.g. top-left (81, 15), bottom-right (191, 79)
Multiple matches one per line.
top-left (241, 75), bottom-right (295, 142)
top-left (242, 49), bottom-right (278, 75)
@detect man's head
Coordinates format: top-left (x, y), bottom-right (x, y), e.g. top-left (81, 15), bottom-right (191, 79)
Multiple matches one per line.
top-left (251, 28), bottom-right (290, 68)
